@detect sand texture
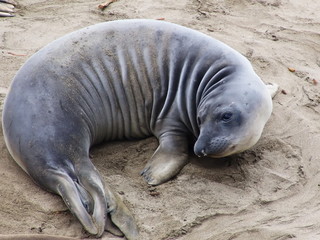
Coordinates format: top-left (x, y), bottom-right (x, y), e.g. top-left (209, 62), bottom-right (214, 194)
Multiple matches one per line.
top-left (0, 0), bottom-right (320, 239)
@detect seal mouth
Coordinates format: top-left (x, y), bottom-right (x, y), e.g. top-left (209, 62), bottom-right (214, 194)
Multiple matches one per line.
top-left (207, 145), bottom-right (237, 158)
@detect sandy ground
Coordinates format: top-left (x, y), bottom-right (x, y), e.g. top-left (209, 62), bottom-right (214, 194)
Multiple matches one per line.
top-left (0, 0), bottom-right (320, 239)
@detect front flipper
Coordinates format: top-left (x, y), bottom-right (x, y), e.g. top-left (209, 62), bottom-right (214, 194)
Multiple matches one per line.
top-left (141, 134), bottom-right (190, 185)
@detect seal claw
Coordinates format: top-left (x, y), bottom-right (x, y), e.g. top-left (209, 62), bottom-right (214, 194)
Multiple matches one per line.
top-left (141, 170), bottom-right (154, 185)
top-left (140, 166), bottom-right (150, 176)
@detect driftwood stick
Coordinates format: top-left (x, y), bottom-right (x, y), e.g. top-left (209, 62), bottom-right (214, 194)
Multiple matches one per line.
top-left (98, 0), bottom-right (118, 10)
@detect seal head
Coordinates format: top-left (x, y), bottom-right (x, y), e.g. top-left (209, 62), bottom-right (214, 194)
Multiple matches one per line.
top-left (194, 69), bottom-right (272, 158)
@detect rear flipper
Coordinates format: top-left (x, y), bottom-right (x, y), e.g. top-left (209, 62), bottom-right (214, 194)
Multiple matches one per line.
top-left (106, 188), bottom-right (140, 240)
top-left (50, 170), bottom-right (100, 235)
top-left (43, 161), bottom-right (139, 239)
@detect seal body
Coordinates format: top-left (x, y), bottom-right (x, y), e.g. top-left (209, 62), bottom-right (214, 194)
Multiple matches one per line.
top-left (2, 19), bottom-right (273, 239)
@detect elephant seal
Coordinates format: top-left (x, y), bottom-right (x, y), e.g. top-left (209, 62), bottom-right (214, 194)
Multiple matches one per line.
top-left (2, 19), bottom-right (274, 239)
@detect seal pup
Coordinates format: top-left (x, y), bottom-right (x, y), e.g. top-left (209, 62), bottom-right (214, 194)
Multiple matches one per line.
top-left (2, 19), bottom-right (276, 239)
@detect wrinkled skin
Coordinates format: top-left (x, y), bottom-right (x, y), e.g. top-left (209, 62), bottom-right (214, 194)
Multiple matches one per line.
top-left (2, 20), bottom-right (273, 239)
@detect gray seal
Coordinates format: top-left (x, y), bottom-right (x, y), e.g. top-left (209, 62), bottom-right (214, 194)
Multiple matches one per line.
top-left (2, 19), bottom-right (274, 239)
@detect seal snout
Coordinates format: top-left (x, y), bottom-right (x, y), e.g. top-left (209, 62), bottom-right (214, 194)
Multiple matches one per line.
top-left (194, 137), bottom-right (229, 158)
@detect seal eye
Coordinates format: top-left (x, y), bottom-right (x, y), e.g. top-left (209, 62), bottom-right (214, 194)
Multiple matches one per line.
top-left (221, 112), bottom-right (233, 122)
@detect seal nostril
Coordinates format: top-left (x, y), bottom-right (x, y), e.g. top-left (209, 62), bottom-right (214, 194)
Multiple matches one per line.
top-left (194, 145), bottom-right (207, 157)
top-left (201, 149), bottom-right (207, 156)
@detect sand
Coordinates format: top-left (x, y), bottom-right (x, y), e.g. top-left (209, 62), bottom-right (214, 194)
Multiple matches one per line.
top-left (0, 0), bottom-right (320, 239)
